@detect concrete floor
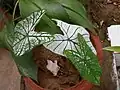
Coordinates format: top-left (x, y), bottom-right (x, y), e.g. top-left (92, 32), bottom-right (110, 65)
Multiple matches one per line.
top-left (0, 48), bottom-right (21, 90)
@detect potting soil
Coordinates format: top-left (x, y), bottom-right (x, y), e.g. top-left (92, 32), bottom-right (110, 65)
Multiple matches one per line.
top-left (33, 45), bottom-right (81, 90)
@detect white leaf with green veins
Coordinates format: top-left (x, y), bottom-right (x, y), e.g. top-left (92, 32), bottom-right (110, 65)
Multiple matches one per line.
top-left (13, 10), bottom-right (54, 56)
top-left (44, 20), bottom-right (96, 56)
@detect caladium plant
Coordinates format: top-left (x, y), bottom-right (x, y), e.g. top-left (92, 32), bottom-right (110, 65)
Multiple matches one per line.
top-left (0, 0), bottom-right (102, 85)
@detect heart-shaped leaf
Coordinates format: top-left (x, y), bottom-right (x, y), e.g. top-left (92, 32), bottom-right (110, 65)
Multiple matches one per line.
top-left (12, 10), bottom-right (54, 56)
top-left (64, 33), bottom-right (102, 85)
top-left (44, 20), bottom-right (96, 56)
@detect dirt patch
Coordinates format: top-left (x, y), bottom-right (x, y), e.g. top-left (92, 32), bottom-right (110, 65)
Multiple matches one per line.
top-left (32, 45), bottom-right (81, 90)
top-left (87, 0), bottom-right (120, 27)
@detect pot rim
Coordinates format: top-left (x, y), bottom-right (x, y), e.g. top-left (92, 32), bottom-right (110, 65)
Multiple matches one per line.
top-left (24, 77), bottom-right (93, 90)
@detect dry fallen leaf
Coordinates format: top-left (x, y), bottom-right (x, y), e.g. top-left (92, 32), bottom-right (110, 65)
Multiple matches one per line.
top-left (46, 60), bottom-right (60, 76)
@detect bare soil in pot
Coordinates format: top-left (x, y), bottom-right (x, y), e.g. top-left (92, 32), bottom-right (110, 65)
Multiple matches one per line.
top-left (31, 45), bottom-right (82, 90)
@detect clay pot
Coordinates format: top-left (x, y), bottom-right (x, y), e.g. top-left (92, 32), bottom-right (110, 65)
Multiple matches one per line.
top-left (24, 77), bottom-right (93, 90)
top-left (23, 32), bottom-right (103, 90)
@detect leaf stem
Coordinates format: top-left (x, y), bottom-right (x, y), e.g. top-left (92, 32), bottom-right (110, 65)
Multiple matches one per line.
top-left (12, 0), bottom-right (19, 20)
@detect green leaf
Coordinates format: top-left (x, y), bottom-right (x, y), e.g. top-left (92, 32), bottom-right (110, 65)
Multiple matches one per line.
top-left (0, 10), bottom-right (14, 50)
top-left (52, 0), bottom-right (96, 34)
top-left (77, 0), bottom-right (86, 5)
top-left (53, 0), bottom-right (87, 17)
top-left (19, 0), bottom-right (38, 18)
top-left (13, 51), bottom-right (38, 81)
top-left (31, 0), bottom-right (70, 21)
top-left (19, 0), bottom-right (96, 34)
top-left (65, 8), bottom-right (94, 32)
top-left (35, 15), bottom-right (63, 34)
top-left (0, 42), bottom-right (4, 48)
top-left (19, 0), bottom-right (62, 34)
top-left (12, 10), bottom-right (54, 56)
top-left (0, 21), bottom-right (14, 51)
top-left (103, 46), bottom-right (120, 52)
top-left (20, 0), bottom-right (70, 22)
top-left (64, 33), bottom-right (102, 85)
top-left (44, 2), bottom-right (69, 21)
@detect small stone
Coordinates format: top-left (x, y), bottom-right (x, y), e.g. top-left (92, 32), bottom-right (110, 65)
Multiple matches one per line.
top-left (100, 20), bottom-right (104, 26)
top-left (46, 60), bottom-right (60, 76)
top-left (113, 19), bottom-right (117, 22)
top-left (118, 5), bottom-right (120, 8)
top-left (113, 2), bottom-right (118, 5)
top-left (107, 0), bottom-right (112, 4)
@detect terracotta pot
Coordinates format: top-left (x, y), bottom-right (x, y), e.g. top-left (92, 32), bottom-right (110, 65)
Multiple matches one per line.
top-left (24, 77), bottom-right (93, 90)
top-left (23, 33), bottom-right (103, 90)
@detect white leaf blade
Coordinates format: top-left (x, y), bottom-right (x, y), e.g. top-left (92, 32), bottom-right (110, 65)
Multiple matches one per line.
top-left (13, 10), bottom-right (54, 56)
top-left (44, 20), bottom-right (96, 56)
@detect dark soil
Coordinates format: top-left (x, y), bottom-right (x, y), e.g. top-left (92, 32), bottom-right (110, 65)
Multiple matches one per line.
top-left (32, 45), bottom-right (81, 90)
top-left (87, 0), bottom-right (120, 26)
